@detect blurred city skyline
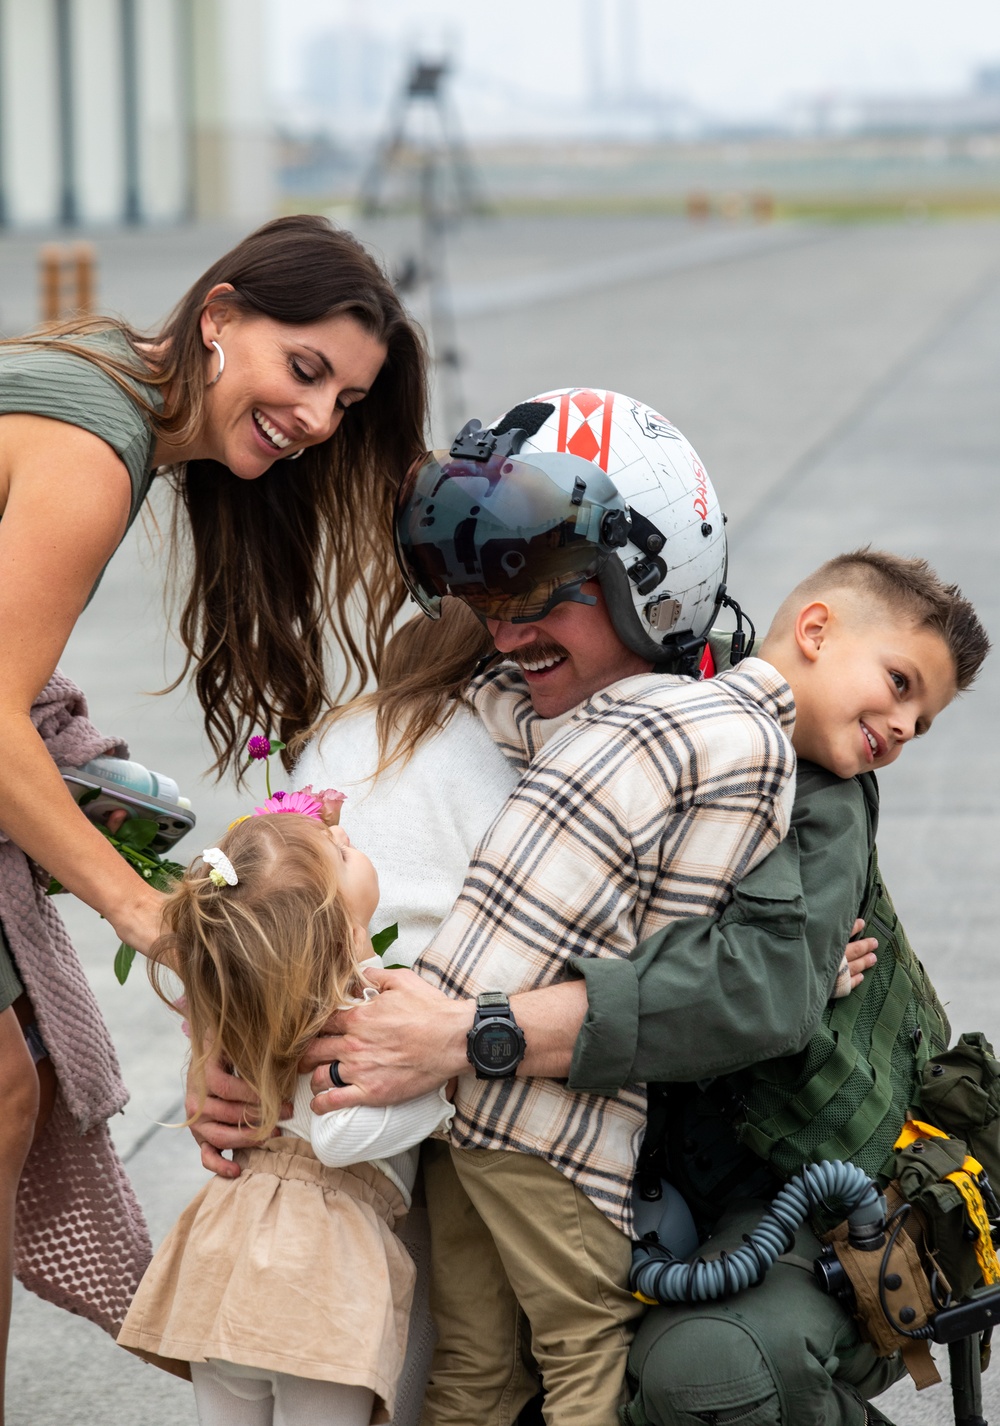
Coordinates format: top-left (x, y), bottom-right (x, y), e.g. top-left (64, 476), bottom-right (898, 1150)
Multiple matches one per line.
top-left (268, 0), bottom-right (1000, 140)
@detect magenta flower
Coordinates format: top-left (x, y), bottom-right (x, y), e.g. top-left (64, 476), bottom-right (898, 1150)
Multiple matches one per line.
top-left (247, 735), bottom-right (271, 761)
top-left (252, 789), bottom-right (324, 821)
top-left (299, 784), bottom-right (347, 826)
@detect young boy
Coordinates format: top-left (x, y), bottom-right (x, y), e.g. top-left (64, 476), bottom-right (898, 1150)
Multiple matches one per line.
top-left (416, 550), bottom-right (989, 1426)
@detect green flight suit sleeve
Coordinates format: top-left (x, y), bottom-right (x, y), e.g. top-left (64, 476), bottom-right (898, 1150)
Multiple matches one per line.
top-left (567, 766), bottom-right (873, 1094)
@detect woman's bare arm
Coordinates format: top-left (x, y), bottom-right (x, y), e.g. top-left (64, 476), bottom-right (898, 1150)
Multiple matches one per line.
top-left (0, 415), bottom-right (165, 951)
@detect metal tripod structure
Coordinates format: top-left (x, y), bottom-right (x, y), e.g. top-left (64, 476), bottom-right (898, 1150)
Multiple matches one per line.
top-left (359, 58), bottom-right (488, 438)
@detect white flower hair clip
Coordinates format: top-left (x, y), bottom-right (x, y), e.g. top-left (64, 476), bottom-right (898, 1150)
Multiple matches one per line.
top-left (201, 847), bottom-right (238, 888)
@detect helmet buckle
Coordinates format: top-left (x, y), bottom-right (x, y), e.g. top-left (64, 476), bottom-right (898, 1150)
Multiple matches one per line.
top-left (645, 595), bottom-right (681, 633)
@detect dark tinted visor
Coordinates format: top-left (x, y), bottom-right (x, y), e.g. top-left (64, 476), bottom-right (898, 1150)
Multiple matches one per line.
top-left (394, 447), bottom-right (623, 623)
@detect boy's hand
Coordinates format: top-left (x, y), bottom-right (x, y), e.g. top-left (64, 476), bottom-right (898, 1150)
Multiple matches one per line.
top-left (837, 917), bottom-right (878, 995)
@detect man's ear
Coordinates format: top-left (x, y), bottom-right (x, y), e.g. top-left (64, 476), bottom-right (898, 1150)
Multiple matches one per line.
top-left (199, 283), bottom-right (237, 349)
top-left (793, 601), bottom-right (832, 663)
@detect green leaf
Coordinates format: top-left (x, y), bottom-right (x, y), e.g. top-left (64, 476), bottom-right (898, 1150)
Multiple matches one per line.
top-left (113, 818), bottom-right (159, 851)
top-left (78, 787), bottom-right (101, 808)
top-left (370, 922), bottom-right (399, 956)
top-left (114, 942), bottom-right (137, 985)
top-left (46, 876), bottom-right (64, 896)
top-left (381, 962), bottom-right (408, 970)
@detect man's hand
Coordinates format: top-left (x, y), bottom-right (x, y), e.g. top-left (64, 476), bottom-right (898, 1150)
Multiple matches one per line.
top-left (303, 967), bottom-right (469, 1115)
top-left (845, 917), bottom-right (878, 990)
top-left (185, 1054), bottom-right (286, 1178)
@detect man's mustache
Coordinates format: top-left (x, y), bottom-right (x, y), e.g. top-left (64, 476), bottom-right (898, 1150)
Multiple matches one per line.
top-left (505, 641), bottom-right (568, 667)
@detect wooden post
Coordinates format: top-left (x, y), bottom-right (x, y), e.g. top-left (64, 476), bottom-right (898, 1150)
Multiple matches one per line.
top-left (40, 245), bottom-right (63, 324)
top-left (38, 242), bottom-right (97, 324)
top-left (72, 242), bottom-right (95, 314)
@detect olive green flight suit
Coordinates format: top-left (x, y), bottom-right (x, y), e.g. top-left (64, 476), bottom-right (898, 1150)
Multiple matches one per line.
top-left (568, 764), bottom-right (937, 1426)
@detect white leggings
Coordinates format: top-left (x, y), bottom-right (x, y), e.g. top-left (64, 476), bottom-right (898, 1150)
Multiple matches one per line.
top-left (191, 1360), bottom-right (375, 1426)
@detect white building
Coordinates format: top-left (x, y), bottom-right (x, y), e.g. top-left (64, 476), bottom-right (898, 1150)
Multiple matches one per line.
top-left (0, 0), bottom-right (274, 228)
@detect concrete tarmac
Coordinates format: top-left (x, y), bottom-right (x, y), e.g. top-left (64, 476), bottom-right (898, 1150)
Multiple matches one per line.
top-left (3, 212), bottom-right (1000, 1424)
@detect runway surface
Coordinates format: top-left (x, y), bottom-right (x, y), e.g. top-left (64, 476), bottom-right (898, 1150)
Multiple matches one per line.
top-left (3, 211), bottom-right (999, 1424)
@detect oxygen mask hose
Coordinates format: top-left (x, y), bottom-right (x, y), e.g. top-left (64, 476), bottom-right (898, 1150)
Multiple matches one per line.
top-left (630, 1160), bottom-right (885, 1306)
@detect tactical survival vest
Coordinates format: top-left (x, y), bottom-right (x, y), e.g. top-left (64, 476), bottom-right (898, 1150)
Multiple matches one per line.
top-left (733, 771), bottom-right (952, 1182)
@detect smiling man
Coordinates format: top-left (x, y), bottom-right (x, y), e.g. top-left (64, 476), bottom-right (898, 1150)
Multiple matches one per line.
top-left (392, 393), bottom-right (982, 1426)
top-left (328, 534), bottom-right (987, 1426)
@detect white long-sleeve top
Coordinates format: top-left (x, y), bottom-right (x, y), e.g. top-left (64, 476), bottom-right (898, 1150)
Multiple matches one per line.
top-left (292, 702), bottom-right (519, 967)
top-left (286, 705), bottom-right (518, 1201)
top-left (280, 1074), bottom-right (454, 1204)
top-left (279, 956), bottom-right (455, 1204)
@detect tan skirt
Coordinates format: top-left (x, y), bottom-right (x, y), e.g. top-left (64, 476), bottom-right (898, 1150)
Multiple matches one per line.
top-left (117, 1137), bottom-right (415, 1422)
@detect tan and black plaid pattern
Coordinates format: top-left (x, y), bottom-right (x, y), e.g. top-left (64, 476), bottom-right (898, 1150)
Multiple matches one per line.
top-left (417, 658), bottom-right (797, 1232)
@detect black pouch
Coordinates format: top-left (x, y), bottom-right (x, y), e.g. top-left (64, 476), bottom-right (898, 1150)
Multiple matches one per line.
top-left (919, 1032), bottom-right (1000, 1188)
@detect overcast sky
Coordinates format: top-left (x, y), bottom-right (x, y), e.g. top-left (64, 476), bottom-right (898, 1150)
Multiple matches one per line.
top-left (267, 0), bottom-right (1000, 128)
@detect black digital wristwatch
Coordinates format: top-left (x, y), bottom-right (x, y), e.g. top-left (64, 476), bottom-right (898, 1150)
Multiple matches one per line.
top-left (466, 992), bottom-right (526, 1079)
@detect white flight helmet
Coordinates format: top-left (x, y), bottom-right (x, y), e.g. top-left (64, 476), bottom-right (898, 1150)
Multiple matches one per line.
top-left (394, 387), bottom-right (728, 672)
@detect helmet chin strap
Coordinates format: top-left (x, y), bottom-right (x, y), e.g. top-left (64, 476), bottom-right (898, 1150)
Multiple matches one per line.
top-left (718, 589), bottom-right (756, 665)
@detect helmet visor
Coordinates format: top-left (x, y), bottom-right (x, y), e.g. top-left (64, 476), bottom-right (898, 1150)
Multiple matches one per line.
top-left (394, 447), bottom-right (623, 623)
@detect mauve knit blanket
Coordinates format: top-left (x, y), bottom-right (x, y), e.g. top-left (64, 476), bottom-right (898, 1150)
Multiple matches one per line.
top-left (2, 670), bottom-right (152, 1336)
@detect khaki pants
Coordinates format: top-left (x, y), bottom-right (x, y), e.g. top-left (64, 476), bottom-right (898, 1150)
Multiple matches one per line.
top-left (420, 1141), bottom-right (643, 1426)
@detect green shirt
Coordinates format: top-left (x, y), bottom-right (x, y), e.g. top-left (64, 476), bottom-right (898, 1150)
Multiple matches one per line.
top-left (568, 762), bottom-right (871, 1093)
top-left (0, 328), bottom-right (162, 598)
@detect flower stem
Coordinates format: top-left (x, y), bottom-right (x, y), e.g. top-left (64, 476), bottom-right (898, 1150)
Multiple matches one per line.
top-left (265, 760), bottom-right (272, 798)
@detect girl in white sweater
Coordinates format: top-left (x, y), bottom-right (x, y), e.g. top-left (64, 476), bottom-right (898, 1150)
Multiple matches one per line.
top-left (117, 796), bottom-right (453, 1426)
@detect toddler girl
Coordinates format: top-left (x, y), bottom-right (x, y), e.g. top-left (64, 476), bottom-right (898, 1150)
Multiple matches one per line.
top-left (117, 794), bottom-right (452, 1426)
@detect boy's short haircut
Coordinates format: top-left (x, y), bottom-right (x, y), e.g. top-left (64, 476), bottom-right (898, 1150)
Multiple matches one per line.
top-left (773, 547), bottom-right (990, 692)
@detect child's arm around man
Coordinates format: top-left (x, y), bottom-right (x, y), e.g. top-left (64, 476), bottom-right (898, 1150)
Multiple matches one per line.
top-left (571, 548), bottom-right (988, 1095)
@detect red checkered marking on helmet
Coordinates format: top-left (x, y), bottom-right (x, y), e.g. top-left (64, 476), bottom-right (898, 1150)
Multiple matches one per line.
top-left (554, 389), bottom-right (616, 473)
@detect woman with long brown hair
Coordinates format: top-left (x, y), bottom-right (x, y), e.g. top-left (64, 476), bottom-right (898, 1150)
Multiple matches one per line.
top-left (0, 213), bottom-right (425, 1418)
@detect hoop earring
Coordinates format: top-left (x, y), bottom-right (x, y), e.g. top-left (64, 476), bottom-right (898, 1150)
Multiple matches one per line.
top-left (285, 448), bottom-right (304, 461)
top-left (207, 340), bottom-right (225, 387)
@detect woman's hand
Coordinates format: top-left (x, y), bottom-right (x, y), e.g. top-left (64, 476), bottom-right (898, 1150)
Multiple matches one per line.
top-left (303, 968), bottom-right (469, 1114)
top-left (113, 886), bottom-right (171, 958)
top-left (185, 1054), bottom-right (289, 1178)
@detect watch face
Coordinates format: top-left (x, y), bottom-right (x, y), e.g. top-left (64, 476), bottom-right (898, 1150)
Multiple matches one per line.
top-left (473, 1022), bottom-right (519, 1073)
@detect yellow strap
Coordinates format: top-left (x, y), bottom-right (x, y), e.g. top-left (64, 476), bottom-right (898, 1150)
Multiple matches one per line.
top-left (894, 1119), bottom-right (1000, 1285)
top-left (894, 1118), bottom-right (949, 1149)
top-left (945, 1170), bottom-right (1000, 1285)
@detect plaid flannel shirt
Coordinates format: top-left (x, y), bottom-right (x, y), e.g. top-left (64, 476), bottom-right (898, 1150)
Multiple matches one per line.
top-left (416, 657), bottom-right (797, 1233)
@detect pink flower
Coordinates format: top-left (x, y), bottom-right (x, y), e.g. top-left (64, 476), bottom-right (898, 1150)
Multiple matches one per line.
top-left (247, 735), bottom-right (271, 761)
top-left (299, 784), bottom-right (347, 826)
top-left (252, 789), bottom-right (324, 821)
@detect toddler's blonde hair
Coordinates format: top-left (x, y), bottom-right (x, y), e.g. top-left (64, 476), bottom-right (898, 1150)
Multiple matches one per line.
top-left (149, 812), bottom-right (361, 1139)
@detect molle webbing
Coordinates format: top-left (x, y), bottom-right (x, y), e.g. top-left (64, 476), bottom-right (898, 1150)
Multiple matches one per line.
top-left (736, 779), bottom-right (951, 1180)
